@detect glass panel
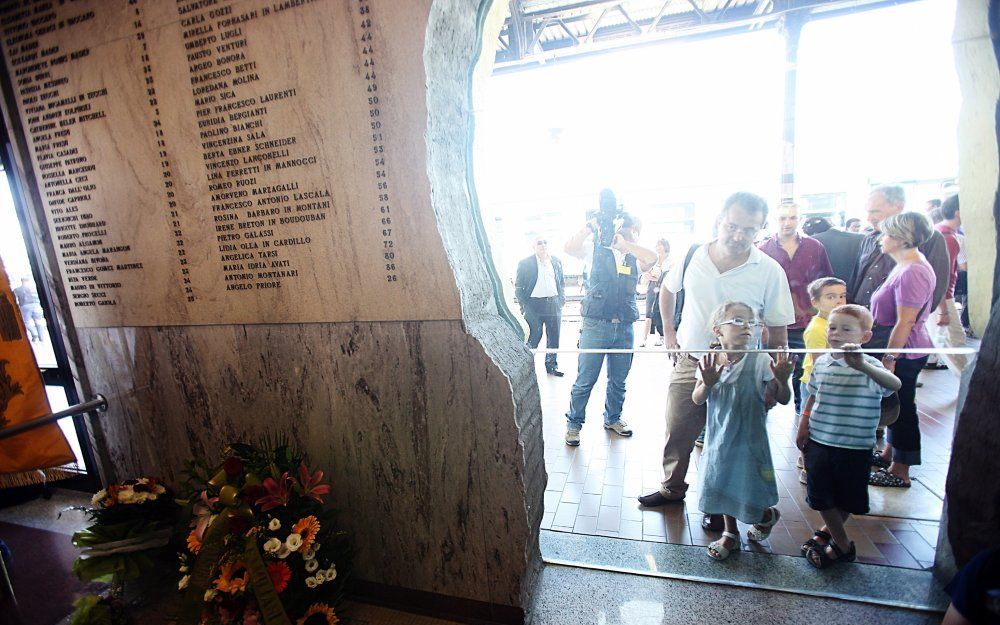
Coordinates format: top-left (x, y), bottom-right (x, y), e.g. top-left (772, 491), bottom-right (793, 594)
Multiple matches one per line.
top-left (44, 385), bottom-right (87, 472)
top-left (0, 172), bottom-right (56, 368)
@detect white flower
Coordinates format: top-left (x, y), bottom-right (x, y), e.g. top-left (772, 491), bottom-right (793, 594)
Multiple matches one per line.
top-left (152, 484), bottom-right (166, 495)
top-left (178, 575), bottom-right (190, 590)
top-left (277, 545), bottom-right (291, 559)
top-left (179, 565), bottom-right (189, 573)
top-left (117, 489), bottom-right (135, 504)
top-left (305, 559), bottom-right (319, 572)
top-left (204, 589), bottom-right (218, 601)
top-left (132, 491), bottom-right (150, 503)
top-left (90, 489), bottom-right (107, 506)
top-left (268, 518), bottom-right (281, 531)
top-left (325, 567), bottom-right (337, 582)
top-left (263, 538), bottom-right (282, 553)
top-left (285, 533), bottom-right (303, 551)
top-left (303, 545), bottom-right (317, 560)
top-left (305, 577), bottom-right (318, 589)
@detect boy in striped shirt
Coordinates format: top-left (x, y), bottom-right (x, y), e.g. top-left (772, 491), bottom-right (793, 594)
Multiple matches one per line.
top-left (796, 304), bottom-right (901, 568)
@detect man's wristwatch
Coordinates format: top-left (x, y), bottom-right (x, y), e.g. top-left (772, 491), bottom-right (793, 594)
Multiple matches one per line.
top-left (883, 355), bottom-right (897, 363)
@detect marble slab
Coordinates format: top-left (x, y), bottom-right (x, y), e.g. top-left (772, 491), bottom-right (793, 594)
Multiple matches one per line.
top-left (540, 529), bottom-right (949, 612)
top-left (530, 564), bottom-right (941, 625)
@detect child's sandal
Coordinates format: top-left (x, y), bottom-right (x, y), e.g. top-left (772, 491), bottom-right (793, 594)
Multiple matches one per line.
top-left (747, 507), bottom-right (781, 542)
top-left (800, 530), bottom-right (831, 555)
top-left (707, 531), bottom-right (740, 561)
top-left (805, 540), bottom-right (857, 569)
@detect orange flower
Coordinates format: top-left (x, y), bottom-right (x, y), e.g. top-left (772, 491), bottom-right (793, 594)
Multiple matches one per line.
top-left (297, 603), bottom-right (338, 625)
top-left (105, 485), bottom-right (122, 507)
top-left (186, 529), bottom-right (202, 554)
top-left (266, 561), bottom-right (291, 593)
top-left (214, 561), bottom-right (248, 594)
top-left (292, 516), bottom-right (321, 553)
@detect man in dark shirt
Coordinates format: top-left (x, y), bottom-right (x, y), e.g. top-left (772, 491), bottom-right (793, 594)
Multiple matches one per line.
top-left (515, 237), bottom-right (566, 376)
top-left (848, 186), bottom-right (950, 311)
top-left (807, 217), bottom-right (865, 284)
top-left (758, 202), bottom-right (833, 411)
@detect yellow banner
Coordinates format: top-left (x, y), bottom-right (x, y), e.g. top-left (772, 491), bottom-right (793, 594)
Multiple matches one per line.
top-left (0, 263), bottom-right (75, 487)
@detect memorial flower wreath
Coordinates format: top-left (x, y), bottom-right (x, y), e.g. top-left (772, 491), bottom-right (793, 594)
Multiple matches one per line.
top-left (177, 438), bottom-right (352, 625)
top-left (68, 477), bottom-right (180, 625)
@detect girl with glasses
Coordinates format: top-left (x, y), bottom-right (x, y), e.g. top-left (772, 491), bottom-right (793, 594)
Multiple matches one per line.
top-left (693, 302), bottom-right (794, 560)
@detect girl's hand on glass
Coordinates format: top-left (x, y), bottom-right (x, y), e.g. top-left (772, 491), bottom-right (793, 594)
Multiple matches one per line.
top-left (770, 350), bottom-right (795, 379)
top-left (699, 353), bottom-right (724, 388)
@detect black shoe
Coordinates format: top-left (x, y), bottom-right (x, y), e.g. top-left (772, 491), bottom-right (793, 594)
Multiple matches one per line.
top-left (701, 513), bottom-right (724, 533)
top-left (638, 491), bottom-right (684, 507)
top-left (923, 361), bottom-right (948, 371)
top-left (546, 368), bottom-right (565, 377)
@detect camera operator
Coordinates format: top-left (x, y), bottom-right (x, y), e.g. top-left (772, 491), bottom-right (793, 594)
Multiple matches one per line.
top-left (562, 189), bottom-right (657, 446)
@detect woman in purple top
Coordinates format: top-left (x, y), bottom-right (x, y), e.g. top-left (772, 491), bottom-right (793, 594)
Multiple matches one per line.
top-left (869, 212), bottom-right (936, 488)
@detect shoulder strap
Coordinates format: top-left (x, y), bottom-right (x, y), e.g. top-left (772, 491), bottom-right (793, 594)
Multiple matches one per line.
top-left (672, 244), bottom-right (701, 330)
top-left (681, 243), bottom-right (700, 281)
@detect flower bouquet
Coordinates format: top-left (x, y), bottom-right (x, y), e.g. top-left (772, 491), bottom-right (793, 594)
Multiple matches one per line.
top-left (71, 477), bottom-right (179, 583)
top-left (178, 439), bottom-right (351, 625)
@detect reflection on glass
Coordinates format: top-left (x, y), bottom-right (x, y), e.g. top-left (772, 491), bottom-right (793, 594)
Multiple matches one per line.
top-left (45, 385), bottom-right (86, 472)
top-left (0, 168), bottom-right (56, 368)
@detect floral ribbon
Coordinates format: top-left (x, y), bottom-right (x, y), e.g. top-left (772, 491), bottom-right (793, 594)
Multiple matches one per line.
top-left (180, 470), bottom-right (291, 625)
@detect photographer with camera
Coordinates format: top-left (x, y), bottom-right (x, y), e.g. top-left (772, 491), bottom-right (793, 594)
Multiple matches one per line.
top-left (562, 189), bottom-right (657, 446)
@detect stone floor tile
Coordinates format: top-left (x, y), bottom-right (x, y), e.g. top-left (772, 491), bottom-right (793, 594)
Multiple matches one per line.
top-left (553, 501), bottom-right (579, 528)
top-left (578, 493), bottom-right (602, 517)
top-left (619, 500), bottom-right (643, 522)
top-left (618, 520), bottom-right (643, 540)
top-left (560, 481), bottom-right (584, 504)
top-left (573, 515), bottom-right (598, 535)
top-left (597, 506), bottom-right (621, 532)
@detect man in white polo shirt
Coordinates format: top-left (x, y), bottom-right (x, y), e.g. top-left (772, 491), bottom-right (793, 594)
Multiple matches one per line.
top-left (638, 192), bottom-right (795, 519)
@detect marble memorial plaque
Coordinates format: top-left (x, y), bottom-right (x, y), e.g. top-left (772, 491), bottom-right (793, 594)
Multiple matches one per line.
top-left (0, 0), bottom-right (461, 326)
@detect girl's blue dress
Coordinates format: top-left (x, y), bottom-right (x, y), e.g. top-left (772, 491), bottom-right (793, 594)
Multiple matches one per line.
top-left (697, 352), bottom-right (779, 524)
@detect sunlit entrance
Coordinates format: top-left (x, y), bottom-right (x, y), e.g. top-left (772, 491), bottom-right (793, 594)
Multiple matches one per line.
top-left (474, 0), bottom-right (964, 607)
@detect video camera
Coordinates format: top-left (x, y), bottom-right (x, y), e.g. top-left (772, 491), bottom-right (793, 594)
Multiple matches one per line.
top-left (588, 188), bottom-right (623, 248)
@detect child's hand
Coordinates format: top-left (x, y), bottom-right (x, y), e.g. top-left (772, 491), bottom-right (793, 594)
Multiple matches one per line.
top-left (699, 353), bottom-right (724, 388)
top-left (841, 343), bottom-right (864, 370)
top-left (770, 350), bottom-right (795, 380)
top-left (796, 427), bottom-right (810, 451)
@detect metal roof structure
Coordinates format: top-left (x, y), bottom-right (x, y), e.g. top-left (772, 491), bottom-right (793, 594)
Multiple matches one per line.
top-left (495, 0), bottom-right (919, 69)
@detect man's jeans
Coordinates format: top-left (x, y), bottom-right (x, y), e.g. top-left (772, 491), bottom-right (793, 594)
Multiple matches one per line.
top-left (566, 318), bottom-right (634, 428)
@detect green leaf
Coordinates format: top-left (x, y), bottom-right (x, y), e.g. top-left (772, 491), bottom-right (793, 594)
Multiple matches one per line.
top-left (70, 594), bottom-right (114, 625)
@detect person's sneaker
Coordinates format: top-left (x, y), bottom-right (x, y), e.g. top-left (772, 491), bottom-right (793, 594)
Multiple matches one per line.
top-left (565, 427), bottom-right (581, 446)
top-left (796, 454), bottom-right (804, 470)
top-left (604, 420), bottom-right (633, 437)
top-left (799, 469), bottom-right (808, 485)
top-left (694, 429), bottom-right (706, 448)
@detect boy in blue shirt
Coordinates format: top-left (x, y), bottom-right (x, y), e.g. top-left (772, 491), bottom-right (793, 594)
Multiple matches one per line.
top-left (796, 304), bottom-right (901, 568)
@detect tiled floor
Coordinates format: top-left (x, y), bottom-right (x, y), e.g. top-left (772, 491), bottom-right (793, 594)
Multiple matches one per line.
top-left (538, 319), bottom-right (962, 570)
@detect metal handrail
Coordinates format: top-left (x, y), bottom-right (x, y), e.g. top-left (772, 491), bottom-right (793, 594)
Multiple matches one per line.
top-left (0, 394), bottom-right (107, 442)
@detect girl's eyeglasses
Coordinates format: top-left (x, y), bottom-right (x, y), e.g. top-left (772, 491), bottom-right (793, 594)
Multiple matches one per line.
top-left (719, 317), bottom-right (762, 328)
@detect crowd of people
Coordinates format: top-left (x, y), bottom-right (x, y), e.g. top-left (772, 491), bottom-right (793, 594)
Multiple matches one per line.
top-left (514, 185), bottom-right (971, 568)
